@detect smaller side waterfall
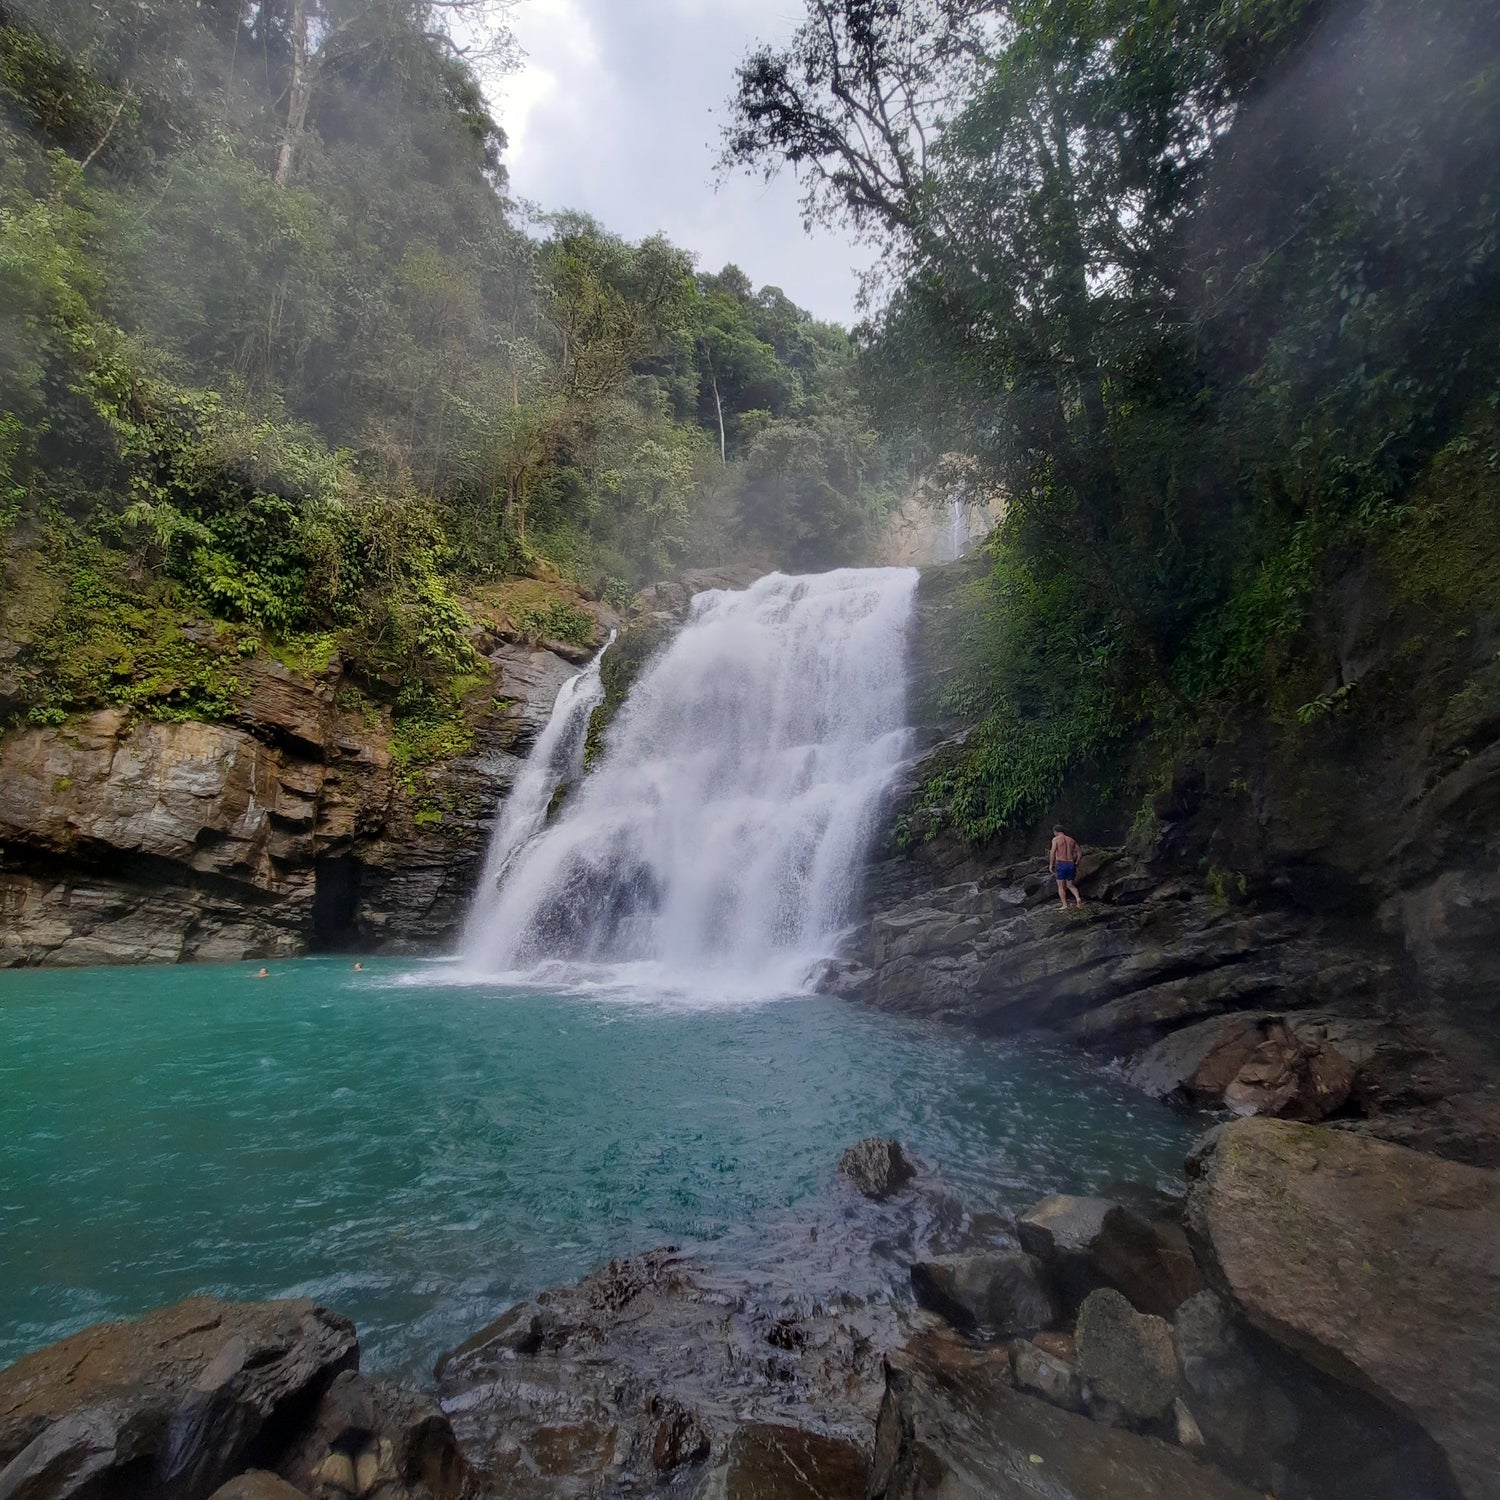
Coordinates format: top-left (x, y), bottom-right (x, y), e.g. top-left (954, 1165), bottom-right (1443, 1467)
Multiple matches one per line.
top-left (460, 638), bottom-right (611, 952)
top-left (939, 493), bottom-right (981, 563)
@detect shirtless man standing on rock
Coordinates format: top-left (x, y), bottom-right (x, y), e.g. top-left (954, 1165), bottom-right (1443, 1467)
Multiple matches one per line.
top-left (1049, 825), bottom-right (1084, 910)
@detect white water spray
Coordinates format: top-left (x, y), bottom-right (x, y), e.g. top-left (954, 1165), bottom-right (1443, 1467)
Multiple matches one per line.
top-left (459, 638), bottom-right (611, 952)
top-left (462, 568), bottom-right (919, 992)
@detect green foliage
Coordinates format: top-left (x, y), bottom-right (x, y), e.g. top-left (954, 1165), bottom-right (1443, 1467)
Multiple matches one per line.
top-left (735, 412), bottom-right (902, 570)
top-left (1294, 683), bottom-right (1356, 726)
top-left (732, 0), bottom-right (1500, 845)
top-left (389, 685), bottom-right (477, 799)
top-left (910, 543), bottom-right (1149, 843)
top-left (584, 613), bottom-right (674, 768)
top-left (3, 525), bottom-right (246, 726)
top-left (1203, 862), bottom-right (1249, 910)
top-left (0, 0), bottom-right (892, 738)
top-left (0, 411), bottom-right (24, 533)
top-left (512, 598), bottom-right (595, 648)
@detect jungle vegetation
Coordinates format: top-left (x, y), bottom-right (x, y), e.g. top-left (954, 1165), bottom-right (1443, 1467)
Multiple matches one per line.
top-left (0, 0), bottom-right (902, 732)
top-left (728, 0), bottom-right (1500, 845)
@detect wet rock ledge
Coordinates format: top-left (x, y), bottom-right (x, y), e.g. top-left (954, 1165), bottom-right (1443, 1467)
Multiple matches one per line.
top-left (3, 1122), bottom-right (1493, 1500)
top-left (818, 848), bottom-right (1500, 1167)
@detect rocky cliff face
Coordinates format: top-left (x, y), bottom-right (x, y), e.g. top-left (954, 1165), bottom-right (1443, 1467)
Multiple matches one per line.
top-left (825, 550), bottom-right (1500, 1162)
top-left (0, 641), bottom-right (585, 966)
top-left (0, 566), bottom-right (771, 969)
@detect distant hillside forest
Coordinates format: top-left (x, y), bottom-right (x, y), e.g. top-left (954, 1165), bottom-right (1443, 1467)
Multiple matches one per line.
top-left (728, 0), bottom-right (1500, 847)
top-left (0, 0), bottom-right (904, 733)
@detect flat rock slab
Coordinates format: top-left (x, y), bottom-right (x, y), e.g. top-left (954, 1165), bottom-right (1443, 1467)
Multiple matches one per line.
top-left (703, 1423), bottom-right (868, 1499)
top-left (869, 1332), bottom-right (1258, 1500)
top-left (0, 1297), bottom-right (357, 1500)
top-left (206, 1474), bottom-right (310, 1500)
top-left (1186, 1118), bottom-right (1500, 1499)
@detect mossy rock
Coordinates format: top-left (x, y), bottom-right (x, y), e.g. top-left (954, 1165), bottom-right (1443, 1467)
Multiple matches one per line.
top-left (584, 611), bottom-right (676, 768)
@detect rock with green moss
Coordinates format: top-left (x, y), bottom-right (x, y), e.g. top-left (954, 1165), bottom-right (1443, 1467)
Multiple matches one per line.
top-left (584, 610), bottom-right (676, 769)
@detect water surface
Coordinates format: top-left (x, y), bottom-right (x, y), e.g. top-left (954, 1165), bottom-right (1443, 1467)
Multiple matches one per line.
top-left (0, 958), bottom-right (1200, 1377)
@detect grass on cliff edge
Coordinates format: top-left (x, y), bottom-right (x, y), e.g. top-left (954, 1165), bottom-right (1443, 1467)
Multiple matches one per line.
top-left (2, 505), bottom-right (608, 735)
top-left (2, 529), bottom-right (252, 727)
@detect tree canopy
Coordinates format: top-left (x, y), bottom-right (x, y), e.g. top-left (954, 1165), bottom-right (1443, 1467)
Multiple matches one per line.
top-left (0, 0), bottom-right (904, 739)
top-left (727, 0), bottom-right (1500, 843)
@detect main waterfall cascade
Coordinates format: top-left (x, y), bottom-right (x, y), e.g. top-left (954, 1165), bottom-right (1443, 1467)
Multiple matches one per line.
top-left (462, 567), bottom-right (920, 993)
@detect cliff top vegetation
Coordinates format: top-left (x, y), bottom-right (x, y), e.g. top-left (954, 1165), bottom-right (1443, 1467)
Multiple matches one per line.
top-left (0, 0), bottom-right (904, 740)
top-left (726, 0), bottom-right (1500, 848)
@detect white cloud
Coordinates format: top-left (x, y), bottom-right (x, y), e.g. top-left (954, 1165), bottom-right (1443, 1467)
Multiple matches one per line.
top-left (490, 0), bottom-right (874, 324)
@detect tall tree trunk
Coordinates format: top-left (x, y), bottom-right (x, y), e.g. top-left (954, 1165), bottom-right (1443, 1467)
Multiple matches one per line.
top-left (704, 347), bottom-right (726, 464)
top-left (711, 367), bottom-right (726, 465)
top-left (274, 0), bottom-right (312, 186)
top-left (509, 272), bottom-right (521, 407)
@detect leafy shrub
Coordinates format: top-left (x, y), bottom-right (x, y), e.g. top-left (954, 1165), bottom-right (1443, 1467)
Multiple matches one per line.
top-left (512, 598), bottom-right (595, 647)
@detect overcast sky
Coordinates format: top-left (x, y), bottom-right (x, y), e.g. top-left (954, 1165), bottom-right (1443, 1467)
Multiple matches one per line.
top-left (490, 0), bottom-right (873, 325)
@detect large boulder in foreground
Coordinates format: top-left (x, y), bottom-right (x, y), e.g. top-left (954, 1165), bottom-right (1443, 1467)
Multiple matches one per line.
top-left (868, 1332), bottom-right (1258, 1500)
top-left (1074, 1289), bottom-right (1178, 1422)
top-left (435, 1246), bottom-right (896, 1498)
top-left (1185, 1118), bottom-right (1500, 1499)
top-left (273, 1369), bottom-right (474, 1500)
top-left (910, 1252), bottom-right (1056, 1337)
top-left (1171, 1289), bottom-right (1459, 1500)
top-left (0, 1298), bottom-right (357, 1500)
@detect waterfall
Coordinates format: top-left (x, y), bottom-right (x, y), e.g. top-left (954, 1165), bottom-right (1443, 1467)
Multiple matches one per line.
top-left (460, 638), bottom-right (611, 952)
top-left (939, 493), bottom-right (975, 563)
top-left (462, 567), bottom-right (919, 994)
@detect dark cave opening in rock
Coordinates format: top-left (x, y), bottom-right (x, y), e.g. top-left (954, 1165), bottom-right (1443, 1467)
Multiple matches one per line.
top-left (311, 856), bottom-right (363, 951)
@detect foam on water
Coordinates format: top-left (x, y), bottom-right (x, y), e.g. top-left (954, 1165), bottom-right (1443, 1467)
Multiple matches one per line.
top-left (462, 568), bottom-right (920, 993)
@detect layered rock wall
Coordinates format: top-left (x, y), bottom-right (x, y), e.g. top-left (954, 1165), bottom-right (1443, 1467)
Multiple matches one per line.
top-left (0, 644), bottom-right (580, 966)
